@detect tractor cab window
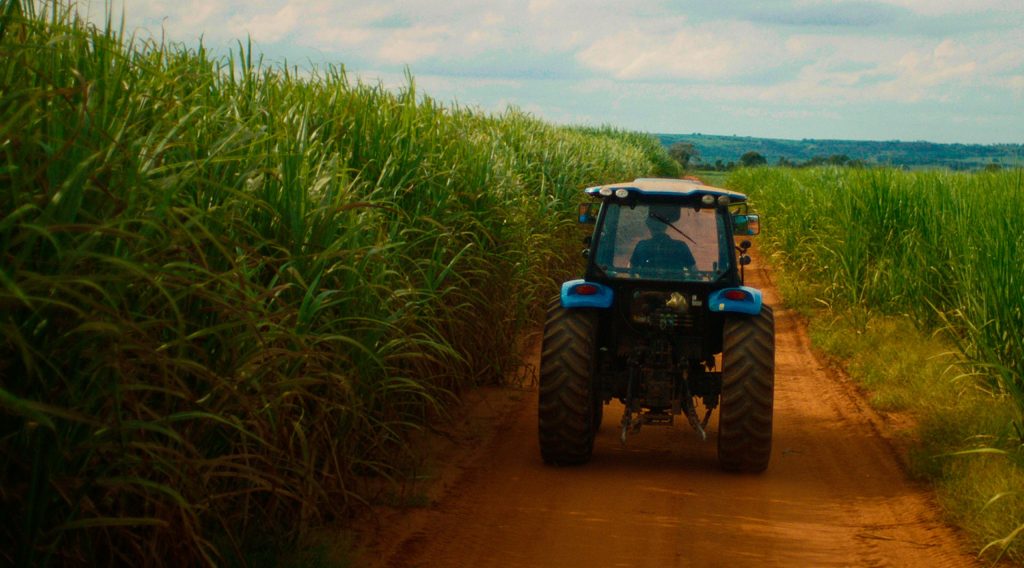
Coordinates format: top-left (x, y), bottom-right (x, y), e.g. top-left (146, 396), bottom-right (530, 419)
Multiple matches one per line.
top-left (593, 202), bottom-right (730, 282)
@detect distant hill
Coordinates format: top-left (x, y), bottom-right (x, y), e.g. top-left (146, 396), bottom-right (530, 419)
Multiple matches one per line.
top-left (658, 133), bottom-right (1024, 170)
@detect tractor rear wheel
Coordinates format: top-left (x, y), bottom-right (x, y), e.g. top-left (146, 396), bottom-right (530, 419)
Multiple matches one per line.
top-left (717, 305), bottom-right (775, 473)
top-left (538, 300), bottom-right (599, 465)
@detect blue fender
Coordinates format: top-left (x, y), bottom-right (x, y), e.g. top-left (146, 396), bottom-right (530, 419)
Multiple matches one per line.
top-left (560, 279), bottom-right (614, 309)
top-left (708, 286), bottom-right (763, 315)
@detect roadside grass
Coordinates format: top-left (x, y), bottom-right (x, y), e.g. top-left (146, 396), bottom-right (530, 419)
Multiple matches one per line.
top-left (691, 169), bottom-right (728, 187)
top-left (743, 168), bottom-right (1024, 563)
top-left (765, 259), bottom-right (967, 417)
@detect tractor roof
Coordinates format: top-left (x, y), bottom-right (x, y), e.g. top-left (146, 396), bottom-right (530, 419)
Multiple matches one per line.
top-left (584, 177), bottom-right (747, 202)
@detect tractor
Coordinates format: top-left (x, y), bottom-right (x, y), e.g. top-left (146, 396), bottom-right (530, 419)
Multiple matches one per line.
top-left (538, 178), bottom-right (775, 472)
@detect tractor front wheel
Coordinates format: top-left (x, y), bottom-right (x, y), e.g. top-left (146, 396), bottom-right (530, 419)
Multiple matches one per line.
top-left (538, 301), bottom-right (599, 465)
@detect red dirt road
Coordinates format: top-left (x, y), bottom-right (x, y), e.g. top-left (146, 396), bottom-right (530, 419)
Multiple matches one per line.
top-left (360, 255), bottom-right (978, 567)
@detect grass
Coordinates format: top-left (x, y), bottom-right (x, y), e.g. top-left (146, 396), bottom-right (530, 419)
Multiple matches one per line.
top-left (689, 169), bottom-right (728, 187)
top-left (733, 166), bottom-right (1024, 562)
top-left (0, 1), bottom-right (679, 565)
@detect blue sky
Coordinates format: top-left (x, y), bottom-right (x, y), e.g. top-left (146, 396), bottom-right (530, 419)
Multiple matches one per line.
top-left (84, 1), bottom-right (1023, 144)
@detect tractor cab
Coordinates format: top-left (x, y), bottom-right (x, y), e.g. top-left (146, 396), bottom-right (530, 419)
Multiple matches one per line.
top-left (581, 178), bottom-right (758, 286)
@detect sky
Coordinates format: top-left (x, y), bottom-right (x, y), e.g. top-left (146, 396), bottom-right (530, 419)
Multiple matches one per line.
top-left (81, 0), bottom-right (1024, 144)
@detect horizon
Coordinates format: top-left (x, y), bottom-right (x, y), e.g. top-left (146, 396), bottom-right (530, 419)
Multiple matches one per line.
top-left (659, 132), bottom-right (1024, 147)
top-left (76, 0), bottom-right (1024, 146)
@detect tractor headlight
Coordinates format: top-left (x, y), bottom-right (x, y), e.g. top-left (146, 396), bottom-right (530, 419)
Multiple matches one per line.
top-left (614, 188), bottom-right (630, 199)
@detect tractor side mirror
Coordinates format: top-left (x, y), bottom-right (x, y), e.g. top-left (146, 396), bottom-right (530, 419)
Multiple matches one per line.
top-left (733, 213), bottom-right (760, 235)
top-left (578, 202), bottom-right (599, 224)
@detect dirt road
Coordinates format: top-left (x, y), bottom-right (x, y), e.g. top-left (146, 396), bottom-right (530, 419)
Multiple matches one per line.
top-left (361, 255), bottom-right (978, 567)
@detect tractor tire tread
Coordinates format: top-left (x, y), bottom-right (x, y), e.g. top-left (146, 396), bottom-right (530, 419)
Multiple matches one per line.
top-left (718, 305), bottom-right (775, 473)
top-left (538, 300), bottom-right (598, 466)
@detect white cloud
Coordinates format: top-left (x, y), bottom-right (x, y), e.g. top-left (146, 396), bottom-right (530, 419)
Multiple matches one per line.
top-left (376, 25), bottom-right (449, 64)
top-left (893, 39), bottom-right (976, 92)
top-left (1005, 76), bottom-right (1024, 97)
top-left (720, 35), bottom-right (987, 105)
top-left (877, 0), bottom-right (1021, 16)
top-left (308, 26), bottom-right (374, 50)
top-left (723, 106), bottom-right (843, 121)
top-left (527, 0), bottom-right (556, 15)
top-left (288, 1), bottom-right (527, 62)
top-left (576, 20), bottom-right (786, 81)
top-left (88, 0), bottom-right (228, 42)
top-left (481, 13), bottom-right (505, 26)
top-left (228, 3), bottom-right (299, 43)
top-left (579, 35), bottom-right (982, 108)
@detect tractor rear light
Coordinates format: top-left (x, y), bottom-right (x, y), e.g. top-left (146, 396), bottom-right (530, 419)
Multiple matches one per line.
top-left (701, 195), bottom-right (715, 206)
top-left (574, 284), bottom-right (599, 295)
top-left (724, 290), bottom-right (748, 301)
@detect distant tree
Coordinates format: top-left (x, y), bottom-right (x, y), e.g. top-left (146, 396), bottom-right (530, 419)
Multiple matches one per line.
top-left (984, 163), bottom-right (1002, 172)
top-left (668, 142), bottom-right (700, 170)
top-left (777, 156), bottom-right (796, 168)
top-left (739, 151), bottom-right (767, 168)
top-left (801, 155), bottom-right (828, 168)
top-left (828, 154), bottom-right (850, 166)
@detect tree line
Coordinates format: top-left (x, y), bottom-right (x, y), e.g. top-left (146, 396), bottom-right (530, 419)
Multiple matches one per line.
top-left (662, 134), bottom-right (1021, 171)
top-left (668, 141), bottom-right (1010, 172)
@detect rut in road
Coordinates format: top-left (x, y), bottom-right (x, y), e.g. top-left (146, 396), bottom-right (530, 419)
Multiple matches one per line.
top-left (362, 252), bottom-right (978, 568)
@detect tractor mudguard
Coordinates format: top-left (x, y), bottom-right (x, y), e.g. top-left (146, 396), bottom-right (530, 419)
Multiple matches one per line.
top-left (560, 279), bottom-right (613, 309)
top-left (708, 286), bottom-right (763, 315)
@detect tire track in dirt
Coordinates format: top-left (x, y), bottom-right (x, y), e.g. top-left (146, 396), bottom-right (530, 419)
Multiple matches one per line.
top-left (359, 250), bottom-right (978, 567)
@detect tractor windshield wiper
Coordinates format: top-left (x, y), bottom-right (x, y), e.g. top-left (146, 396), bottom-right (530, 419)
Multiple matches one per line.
top-left (650, 213), bottom-right (697, 245)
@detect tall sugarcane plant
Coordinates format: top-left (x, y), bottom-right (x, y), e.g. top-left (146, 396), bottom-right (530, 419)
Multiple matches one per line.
top-left (0, 1), bottom-right (677, 565)
top-left (729, 166), bottom-right (1022, 403)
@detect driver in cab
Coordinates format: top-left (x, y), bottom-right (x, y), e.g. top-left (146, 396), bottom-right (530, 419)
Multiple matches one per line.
top-left (629, 205), bottom-right (696, 274)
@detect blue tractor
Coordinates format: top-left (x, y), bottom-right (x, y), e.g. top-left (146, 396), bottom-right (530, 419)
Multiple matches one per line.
top-left (538, 178), bottom-right (775, 472)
